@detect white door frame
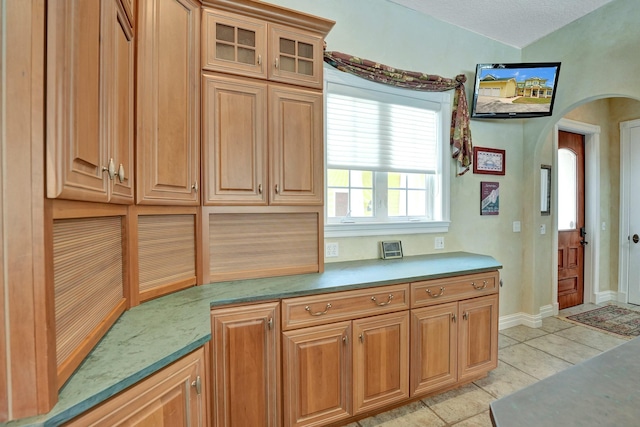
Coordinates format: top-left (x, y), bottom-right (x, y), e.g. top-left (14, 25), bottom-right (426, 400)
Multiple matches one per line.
top-left (618, 119), bottom-right (640, 303)
top-left (552, 119), bottom-right (601, 313)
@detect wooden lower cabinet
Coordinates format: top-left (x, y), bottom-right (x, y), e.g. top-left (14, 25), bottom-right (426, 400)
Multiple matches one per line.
top-left (65, 347), bottom-right (207, 426)
top-left (410, 294), bottom-right (499, 397)
top-left (282, 321), bottom-right (352, 427)
top-left (353, 311), bottom-right (409, 414)
top-left (211, 302), bottom-right (280, 427)
top-left (282, 312), bottom-right (410, 427)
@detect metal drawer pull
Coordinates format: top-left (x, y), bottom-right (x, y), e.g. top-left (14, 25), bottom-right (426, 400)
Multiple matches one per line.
top-left (371, 294), bottom-right (394, 306)
top-left (305, 303), bottom-right (332, 316)
top-left (425, 287), bottom-right (445, 298)
top-left (472, 280), bottom-right (488, 290)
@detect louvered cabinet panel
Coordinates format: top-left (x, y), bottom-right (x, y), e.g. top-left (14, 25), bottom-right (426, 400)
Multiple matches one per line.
top-left (53, 216), bottom-right (127, 386)
top-left (208, 212), bottom-right (320, 282)
top-left (137, 214), bottom-right (197, 302)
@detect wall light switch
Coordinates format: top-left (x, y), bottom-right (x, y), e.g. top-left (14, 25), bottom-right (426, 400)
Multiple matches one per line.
top-left (325, 242), bottom-right (339, 258)
top-left (434, 237), bottom-right (445, 250)
top-left (602, 222), bottom-right (606, 231)
top-left (513, 221), bottom-right (521, 233)
top-left (540, 224), bottom-right (546, 235)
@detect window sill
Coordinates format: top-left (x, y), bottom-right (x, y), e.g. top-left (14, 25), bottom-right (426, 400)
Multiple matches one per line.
top-left (325, 221), bottom-right (450, 238)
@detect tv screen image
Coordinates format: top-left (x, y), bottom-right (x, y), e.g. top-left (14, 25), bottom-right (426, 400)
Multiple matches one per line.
top-left (470, 62), bottom-right (561, 119)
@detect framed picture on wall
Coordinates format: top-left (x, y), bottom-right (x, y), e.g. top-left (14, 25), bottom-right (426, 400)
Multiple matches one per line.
top-left (474, 147), bottom-right (506, 175)
top-left (480, 181), bottom-right (500, 215)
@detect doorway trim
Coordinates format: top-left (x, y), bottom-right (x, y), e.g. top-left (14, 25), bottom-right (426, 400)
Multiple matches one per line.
top-left (618, 119), bottom-right (640, 303)
top-left (553, 118), bottom-right (601, 313)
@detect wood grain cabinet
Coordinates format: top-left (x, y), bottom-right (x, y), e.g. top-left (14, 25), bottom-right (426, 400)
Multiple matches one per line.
top-left (202, 74), bottom-right (323, 206)
top-left (203, 7), bottom-right (325, 89)
top-left (65, 347), bottom-right (207, 426)
top-left (410, 272), bottom-right (499, 397)
top-left (136, 0), bottom-right (201, 205)
top-left (46, 0), bottom-right (134, 204)
top-left (211, 302), bottom-right (280, 427)
top-left (281, 285), bottom-right (410, 427)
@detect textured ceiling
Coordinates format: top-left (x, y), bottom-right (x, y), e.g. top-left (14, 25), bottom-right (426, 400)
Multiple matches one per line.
top-left (387, 0), bottom-right (617, 48)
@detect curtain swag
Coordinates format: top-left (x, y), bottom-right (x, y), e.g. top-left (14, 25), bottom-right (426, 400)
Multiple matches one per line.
top-left (324, 51), bottom-right (473, 176)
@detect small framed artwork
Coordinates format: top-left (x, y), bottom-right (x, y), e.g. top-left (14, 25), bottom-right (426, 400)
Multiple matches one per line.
top-left (474, 147), bottom-right (506, 175)
top-left (541, 164), bottom-right (551, 215)
top-left (380, 240), bottom-right (403, 259)
top-left (480, 182), bottom-right (500, 215)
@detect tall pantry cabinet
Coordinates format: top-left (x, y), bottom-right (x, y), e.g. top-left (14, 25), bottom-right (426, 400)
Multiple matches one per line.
top-left (200, 0), bottom-right (334, 283)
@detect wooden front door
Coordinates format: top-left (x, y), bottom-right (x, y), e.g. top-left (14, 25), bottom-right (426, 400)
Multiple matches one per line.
top-left (557, 131), bottom-right (586, 309)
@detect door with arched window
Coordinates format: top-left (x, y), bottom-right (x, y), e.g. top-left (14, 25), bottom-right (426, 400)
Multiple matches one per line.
top-left (557, 131), bottom-right (586, 309)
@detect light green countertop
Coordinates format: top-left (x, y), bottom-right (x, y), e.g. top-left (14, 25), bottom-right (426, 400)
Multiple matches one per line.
top-left (6, 251), bottom-right (500, 426)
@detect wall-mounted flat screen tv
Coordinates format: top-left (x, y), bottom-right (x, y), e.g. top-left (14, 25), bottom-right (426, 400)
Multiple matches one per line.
top-left (470, 62), bottom-right (561, 119)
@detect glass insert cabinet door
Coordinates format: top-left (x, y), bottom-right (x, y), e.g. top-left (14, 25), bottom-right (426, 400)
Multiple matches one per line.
top-left (558, 148), bottom-right (577, 230)
top-left (203, 9), bottom-right (268, 78)
top-left (269, 24), bottom-right (324, 88)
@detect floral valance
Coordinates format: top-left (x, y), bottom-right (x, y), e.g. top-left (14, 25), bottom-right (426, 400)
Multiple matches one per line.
top-left (323, 51), bottom-right (473, 176)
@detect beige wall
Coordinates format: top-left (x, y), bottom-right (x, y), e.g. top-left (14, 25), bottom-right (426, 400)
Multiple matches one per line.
top-left (267, 0), bottom-right (640, 320)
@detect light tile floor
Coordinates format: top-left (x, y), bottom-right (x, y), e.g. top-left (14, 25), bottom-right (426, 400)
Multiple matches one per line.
top-left (341, 302), bottom-right (636, 427)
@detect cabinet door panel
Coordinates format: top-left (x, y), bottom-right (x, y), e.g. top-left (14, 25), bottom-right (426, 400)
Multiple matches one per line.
top-left (410, 303), bottom-right (457, 397)
top-left (283, 322), bottom-right (351, 427)
top-left (353, 312), bottom-right (409, 414)
top-left (47, 0), bottom-right (109, 202)
top-left (458, 294), bottom-right (499, 382)
top-left (202, 74), bottom-right (268, 205)
top-left (269, 85), bottom-right (323, 205)
top-left (109, 0), bottom-right (134, 203)
top-left (137, 0), bottom-right (200, 205)
top-left (269, 25), bottom-right (323, 89)
top-left (211, 302), bottom-right (280, 427)
top-left (202, 8), bottom-right (267, 79)
top-left (65, 348), bottom-right (206, 426)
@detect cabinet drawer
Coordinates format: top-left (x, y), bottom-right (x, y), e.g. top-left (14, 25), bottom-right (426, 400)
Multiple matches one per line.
top-left (411, 271), bottom-right (499, 308)
top-left (282, 283), bottom-right (410, 330)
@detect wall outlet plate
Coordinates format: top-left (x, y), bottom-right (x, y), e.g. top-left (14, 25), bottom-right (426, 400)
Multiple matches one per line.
top-left (325, 242), bottom-right (339, 258)
top-left (380, 240), bottom-right (403, 259)
top-left (434, 237), bottom-right (445, 249)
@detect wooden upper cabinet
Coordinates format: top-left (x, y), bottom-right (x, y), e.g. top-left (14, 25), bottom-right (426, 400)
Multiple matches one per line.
top-left (202, 9), bottom-right (267, 79)
top-left (46, 0), bottom-right (134, 204)
top-left (268, 24), bottom-right (324, 89)
top-left (202, 73), bottom-right (268, 205)
top-left (269, 85), bottom-right (323, 205)
top-left (137, 0), bottom-right (201, 205)
top-left (202, 5), bottom-right (330, 89)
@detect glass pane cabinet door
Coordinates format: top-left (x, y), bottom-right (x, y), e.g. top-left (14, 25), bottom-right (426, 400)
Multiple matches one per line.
top-left (203, 9), bottom-right (267, 79)
top-left (269, 24), bottom-right (323, 89)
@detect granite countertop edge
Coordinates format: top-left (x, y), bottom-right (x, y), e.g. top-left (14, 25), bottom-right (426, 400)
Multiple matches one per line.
top-left (6, 251), bottom-right (501, 427)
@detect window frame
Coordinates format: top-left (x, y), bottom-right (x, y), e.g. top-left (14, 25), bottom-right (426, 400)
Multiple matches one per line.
top-left (323, 64), bottom-right (451, 238)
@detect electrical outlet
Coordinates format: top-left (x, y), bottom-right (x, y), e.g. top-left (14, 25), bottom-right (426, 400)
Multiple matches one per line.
top-left (434, 237), bottom-right (445, 250)
top-left (513, 221), bottom-right (521, 232)
top-left (325, 242), bottom-right (339, 258)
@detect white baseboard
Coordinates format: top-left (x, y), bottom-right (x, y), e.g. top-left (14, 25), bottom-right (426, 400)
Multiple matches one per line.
top-left (498, 304), bottom-right (555, 330)
top-left (595, 291), bottom-right (618, 304)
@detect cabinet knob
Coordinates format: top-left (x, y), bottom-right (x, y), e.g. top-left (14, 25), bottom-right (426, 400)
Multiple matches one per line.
top-left (267, 317), bottom-right (273, 330)
top-left (275, 184), bottom-right (279, 194)
top-left (257, 54), bottom-right (262, 66)
top-left (342, 335), bottom-right (348, 345)
top-left (191, 181), bottom-right (198, 192)
top-left (117, 163), bottom-right (125, 183)
top-left (191, 376), bottom-right (202, 395)
top-left (275, 57), bottom-right (279, 69)
top-left (463, 312), bottom-right (468, 320)
top-left (102, 158), bottom-right (116, 180)
top-left (452, 313), bottom-right (457, 322)
top-left (258, 183), bottom-right (262, 194)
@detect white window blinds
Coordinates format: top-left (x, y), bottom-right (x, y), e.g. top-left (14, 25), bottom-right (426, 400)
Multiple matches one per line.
top-left (326, 82), bottom-right (440, 174)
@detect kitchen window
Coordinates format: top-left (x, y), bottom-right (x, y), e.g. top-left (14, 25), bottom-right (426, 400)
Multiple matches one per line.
top-left (324, 64), bottom-right (451, 238)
